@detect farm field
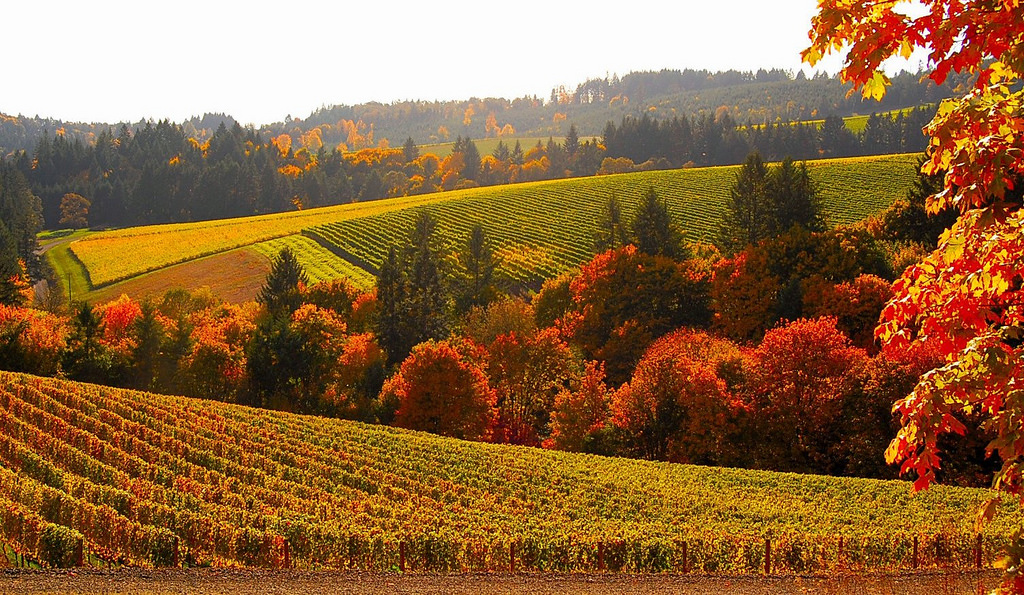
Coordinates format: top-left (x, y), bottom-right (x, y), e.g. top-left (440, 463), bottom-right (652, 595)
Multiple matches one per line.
top-left (0, 370), bottom-right (1015, 574)
top-left (54, 153), bottom-right (921, 302)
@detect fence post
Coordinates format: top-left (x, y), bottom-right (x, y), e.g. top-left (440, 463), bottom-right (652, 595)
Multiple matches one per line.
top-left (765, 539), bottom-right (771, 575)
top-left (75, 538), bottom-right (85, 567)
top-left (681, 541), bottom-right (688, 574)
top-left (172, 536), bottom-right (179, 568)
top-left (510, 541), bottom-right (516, 573)
top-left (976, 534), bottom-right (983, 569)
top-left (399, 541), bottom-right (406, 573)
top-left (283, 539), bottom-right (290, 569)
top-left (912, 536), bottom-right (919, 569)
top-left (838, 536), bottom-right (844, 570)
top-left (598, 541), bottom-right (605, 572)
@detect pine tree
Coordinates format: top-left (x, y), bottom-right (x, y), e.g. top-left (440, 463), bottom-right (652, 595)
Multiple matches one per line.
top-left (257, 247), bottom-right (308, 317)
top-left (455, 223), bottom-right (502, 312)
top-left (719, 152), bottom-right (773, 253)
top-left (405, 211), bottom-right (449, 344)
top-left (593, 192), bottom-right (628, 252)
top-left (402, 136), bottom-right (419, 162)
top-left (630, 187), bottom-right (684, 258)
top-left (375, 245), bottom-right (410, 366)
top-left (769, 157), bottom-right (824, 234)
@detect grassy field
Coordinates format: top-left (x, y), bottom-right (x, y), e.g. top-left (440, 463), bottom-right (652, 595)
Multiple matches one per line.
top-left (54, 153), bottom-right (920, 302)
top-left (0, 371), bottom-right (1015, 572)
top-left (417, 136), bottom-right (600, 159)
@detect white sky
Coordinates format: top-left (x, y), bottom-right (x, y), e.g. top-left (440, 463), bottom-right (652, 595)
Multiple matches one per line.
top-left (2, 0), bottom-right (920, 126)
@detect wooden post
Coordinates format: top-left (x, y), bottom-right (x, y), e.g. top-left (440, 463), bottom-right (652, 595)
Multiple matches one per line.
top-left (681, 541), bottom-right (688, 574)
top-left (172, 536), bottom-right (179, 568)
top-left (838, 536), bottom-right (844, 570)
top-left (510, 542), bottom-right (516, 573)
top-left (75, 539), bottom-right (84, 567)
top-left (912, 536), bottom-right (919, 569)
top-left (399, 541), bottom-right (406, 572)
top-left (283, 539), bottom-right (290, 569)
top-left (976, 534), bottom-right (983, 569)
top-left (935, 534), bottom-right (942, 566)
top-left (598, 541), bottom-right (605, 572)
top-left (765, 539), bottom-right (771, 575)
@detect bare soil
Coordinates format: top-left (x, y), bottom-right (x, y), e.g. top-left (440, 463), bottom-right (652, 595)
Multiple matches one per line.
top-left (0, 568), bottom-right (999, 595)
top-left (87, 248), bottom-right (271, 305)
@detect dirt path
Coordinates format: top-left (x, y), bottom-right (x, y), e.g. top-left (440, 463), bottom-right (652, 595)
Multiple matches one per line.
top-left (0, 568), bottom-right (1000, 595)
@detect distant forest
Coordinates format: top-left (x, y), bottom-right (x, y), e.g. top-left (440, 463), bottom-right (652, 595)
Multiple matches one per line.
top-left (0, 68), bottom-right (966, 231)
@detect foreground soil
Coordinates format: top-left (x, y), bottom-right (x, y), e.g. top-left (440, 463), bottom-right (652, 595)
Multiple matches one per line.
top-left (0, 568), bottom-right (1000, 595)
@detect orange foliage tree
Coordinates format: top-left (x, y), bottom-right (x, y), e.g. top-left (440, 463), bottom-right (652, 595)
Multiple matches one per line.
top-left (546, 360), bottom-right (613, 453)
top-left (612, 328), bottom-right (743, 463)
top-left (0, 305), bottom-right (69, 375)
top-left (383, 339), bottom-right (496, 440)
top-left (487, 328), bottom-right (579, 446)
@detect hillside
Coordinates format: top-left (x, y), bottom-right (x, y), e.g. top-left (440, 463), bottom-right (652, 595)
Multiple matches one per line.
top-left (52, 153), bottom-right (921, 303)
top-left (0, 371), bottom-right (1015, 571)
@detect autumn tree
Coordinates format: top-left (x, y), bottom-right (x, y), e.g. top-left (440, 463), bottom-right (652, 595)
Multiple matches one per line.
top-left (546, 361), bottom-right (614, 453)
top-left (58, 193), bottom-right (91, 229)
top-left (747, 317), bottom-right (868, 473)
top-left (612, 329), bottom-right (743, 463)
top-left (487, 328), bottom-right (579, 445)
top-left (382, 339), bottom-right (495, 440)
top-left (805, 3), bottom-right (1024, 587)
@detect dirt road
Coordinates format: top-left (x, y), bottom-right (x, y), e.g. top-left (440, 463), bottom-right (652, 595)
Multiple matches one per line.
top-left (0, 568), bottom-right (999, 595)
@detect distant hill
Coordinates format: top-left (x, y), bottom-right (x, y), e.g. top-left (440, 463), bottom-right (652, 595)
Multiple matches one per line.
top-left (0, 370), bottom-right (1013, 570)
top-left (2, 68), bottom-right (968, 157)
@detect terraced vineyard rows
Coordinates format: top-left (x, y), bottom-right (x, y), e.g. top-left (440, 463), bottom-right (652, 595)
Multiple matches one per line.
top-left (308, 154), bottom-right (921, 287)
top-left (62, 153), bottom-right (919, 292)
top-left (0, 371), bottom-right (1014, 571)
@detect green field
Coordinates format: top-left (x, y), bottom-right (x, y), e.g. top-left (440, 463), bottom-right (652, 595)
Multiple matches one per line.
top-left (417, 136), bottom-right (599, 159)
top-left (54, 153), bottom-right (920, 301)
top-left (0, 371), bottom-right (1014, 571)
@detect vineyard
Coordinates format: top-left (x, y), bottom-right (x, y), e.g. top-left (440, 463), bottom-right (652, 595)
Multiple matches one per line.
top-left (58, 153), bottom-right (919, 297)
top-left (307, 153), bottom-right (921, 287)
top-left (250, 236), bottom-right (376, 291)
top-left (0, 371), bottom-right (1015, 572)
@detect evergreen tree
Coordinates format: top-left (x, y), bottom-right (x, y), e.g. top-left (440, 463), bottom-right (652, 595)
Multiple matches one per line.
top-left (402, 136), bottom-right (419, 162)
top-left (462, 139), bottom-right (481, 181)
top-left (131, 300), bottom-right (164, 390)
top-left (257, 247), bottom-right (308, 317)
top-left (769, 157), bottom-right (824, 233)
top-left (375, 245), bottom-right (410, 366)
top-left (719, 152), bottom-right (773, 253)
top-left (511, 141), bottom-right (524, 166)
top-left (405, 211), bottom-right (449, 344)
top-left (455, 223), bottom-right (502, 312)
top-left (0, 223), bottom-right (25, 306)
top-left (630, 187), bottom-right (684, 258)
top-left (593, 192), bottom-right (628, 252)
top-left (564, 124), bottom-right (580, 157)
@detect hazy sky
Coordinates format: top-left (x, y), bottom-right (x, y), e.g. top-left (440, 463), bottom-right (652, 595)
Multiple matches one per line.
top-left (3, 0), bottom-right (917, 126)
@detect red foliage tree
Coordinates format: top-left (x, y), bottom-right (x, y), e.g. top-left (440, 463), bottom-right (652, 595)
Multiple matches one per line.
top-left (487, 328), bottom-right (578, 445)
top-left (546, 360), bottom-right (612, 453)
top-left (384, 339), bottom-right (496, 441)
top-left (747, 317), bottom-right (868, 472)
top-left (612, 329), bottom-right (744, 463)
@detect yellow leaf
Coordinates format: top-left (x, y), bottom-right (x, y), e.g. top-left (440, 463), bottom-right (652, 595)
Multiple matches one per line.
top-left (899, 40), bottom-right (914, 59)
top-left (861, 72), bottom-right (890, 101)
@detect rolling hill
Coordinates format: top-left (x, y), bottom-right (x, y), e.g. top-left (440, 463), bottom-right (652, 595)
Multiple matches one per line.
top-left (49, 153), bottom-right (922, 304)
top-left (0, 371), bottom-right (1015, 571)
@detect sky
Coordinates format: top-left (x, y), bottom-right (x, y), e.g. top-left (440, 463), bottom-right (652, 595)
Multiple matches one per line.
top-left (2, 0), bottom-right (920, 127)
